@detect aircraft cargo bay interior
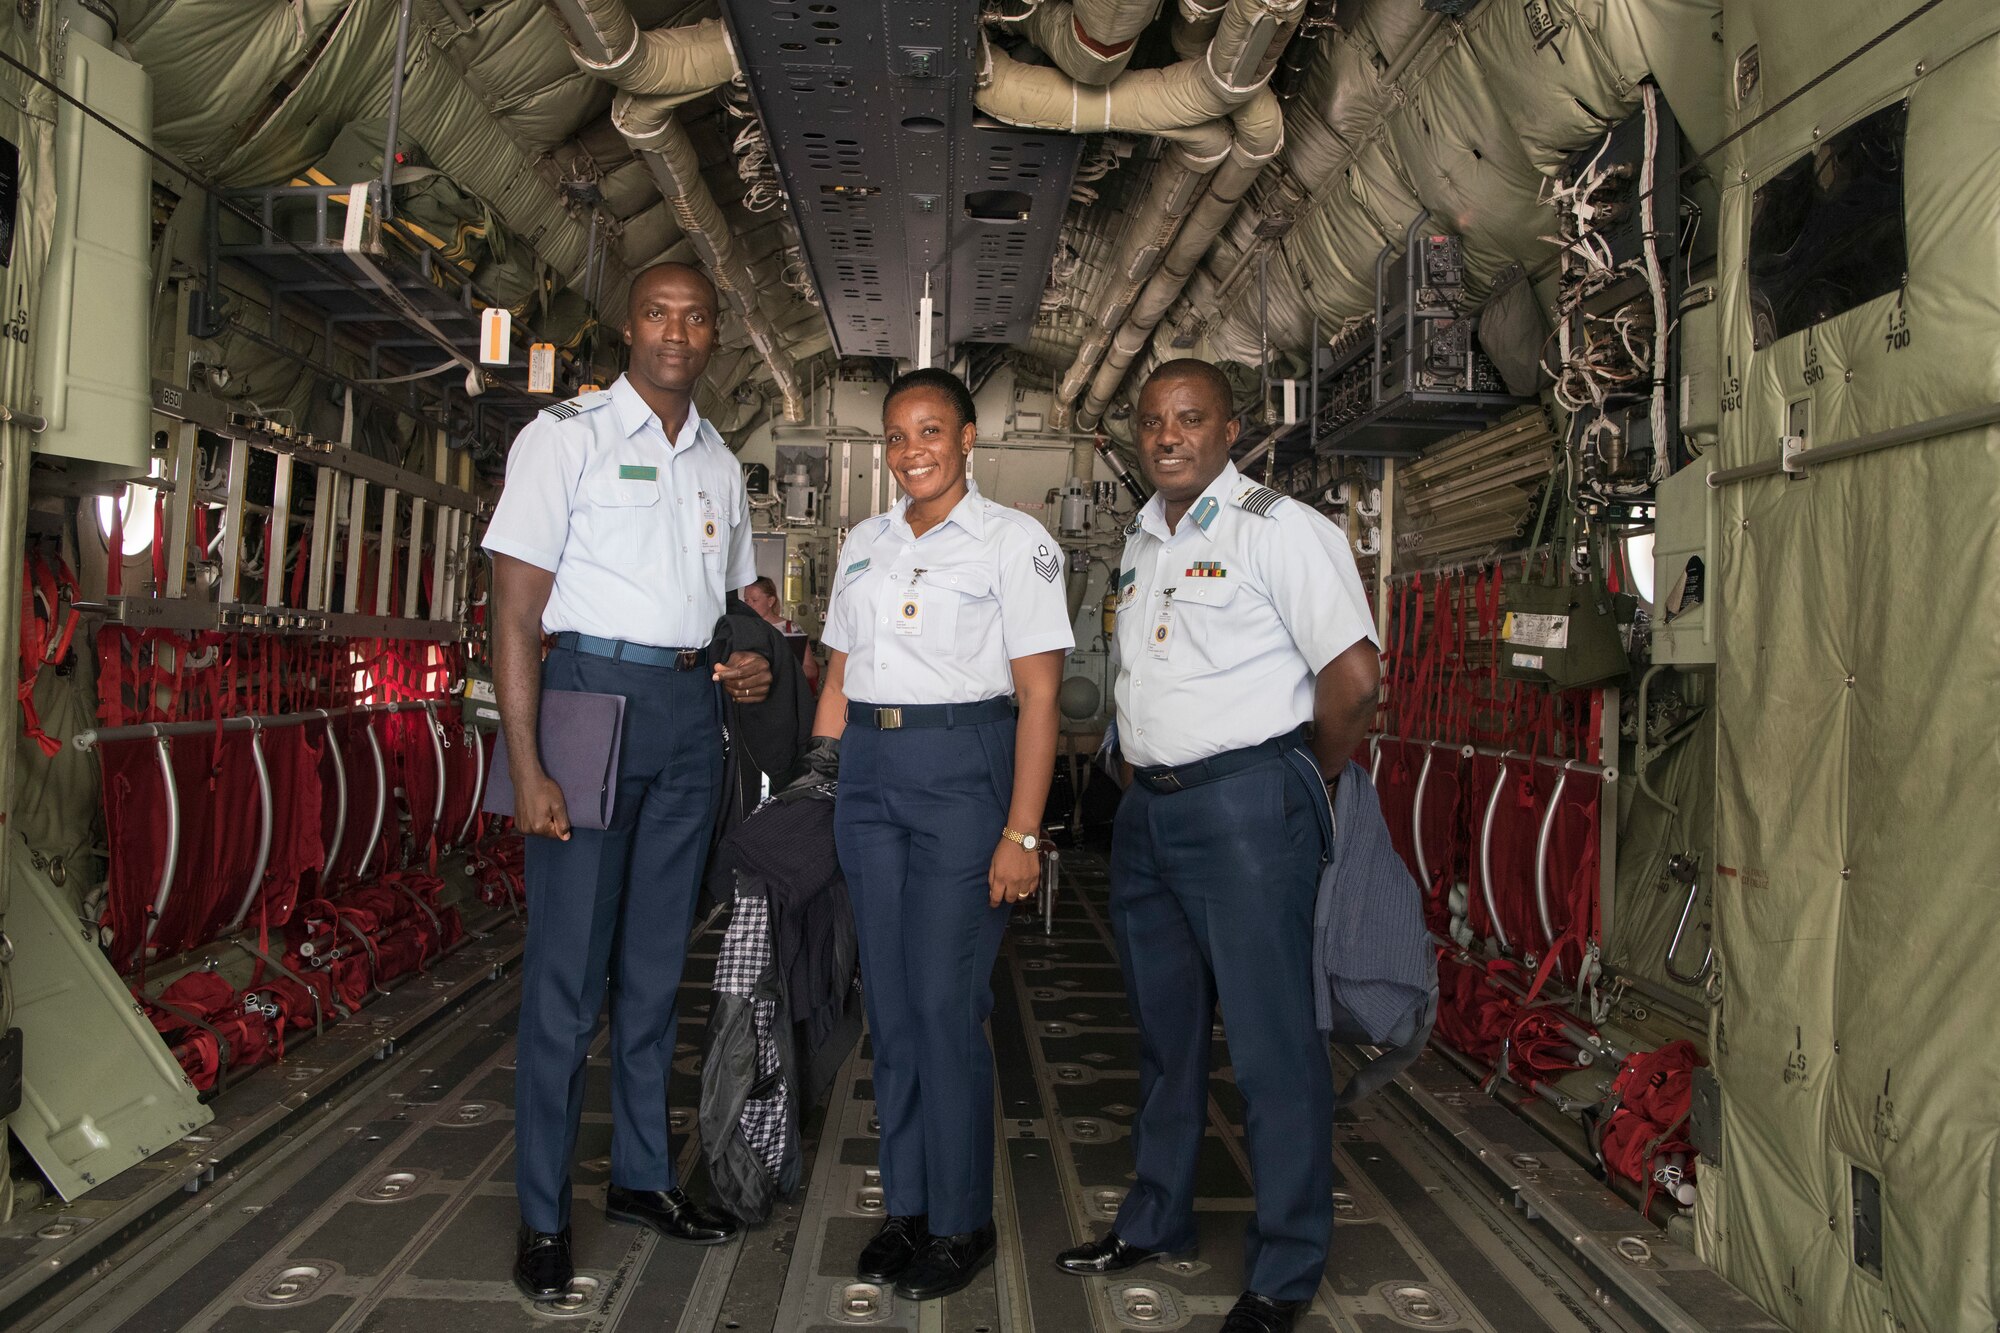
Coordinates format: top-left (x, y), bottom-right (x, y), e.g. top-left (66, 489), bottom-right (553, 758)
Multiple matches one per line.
top-left (0, 1), bottom-right (1991, 1331)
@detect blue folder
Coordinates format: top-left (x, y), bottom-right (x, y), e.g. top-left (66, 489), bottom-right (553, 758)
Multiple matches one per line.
top-left (482, 690), bottom-right (625, 831)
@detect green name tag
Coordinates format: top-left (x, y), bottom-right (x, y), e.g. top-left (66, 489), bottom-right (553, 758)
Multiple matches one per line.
top-left (618, 464), bottom-right (658, 481)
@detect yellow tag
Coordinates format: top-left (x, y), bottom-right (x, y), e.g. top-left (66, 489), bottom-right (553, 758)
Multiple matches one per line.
top-left (1501, 612), bottom-right (1514, 640)
top-left (478, 307), bottom-right (512, 366)
top-left (527, 342), bottom-right (556, 393)
top-left (578, 382), bottom-right (602, 393)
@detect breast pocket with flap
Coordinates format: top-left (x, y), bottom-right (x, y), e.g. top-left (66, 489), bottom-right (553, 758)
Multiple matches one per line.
top-left (919, 565), bottom-right (996, 651)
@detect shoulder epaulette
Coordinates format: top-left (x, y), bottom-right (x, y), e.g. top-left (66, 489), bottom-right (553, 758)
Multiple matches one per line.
top-left (1232, 482), bottom-right (1288, 517)
top-left (539, 389), bottom-right (612, 422)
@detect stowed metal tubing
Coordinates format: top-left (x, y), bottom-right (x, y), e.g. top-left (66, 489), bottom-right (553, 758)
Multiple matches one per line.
top-left (73, 699), bottom-right (440, 751)
top-left (1664, 873), bottom-right (1714, 985)
top-left (457, 726), bottom-right (487, 849)
top-left (1534, 760), bottom-right (1578, 948)
top-left (146, 735), bottom-right (182, 951)
top-left (226, 721), bottom-right (277, 930)
top-left (318, 710), bottom-right (349, 881)
top-left (422, 701), bottom-right (447, 833)
top-left (362, 722), bottom-right (389, 880)
top-left (1411, 746), bottom-right (1437, 889)
top-left (1478, 752), bottom-right (1518, 955)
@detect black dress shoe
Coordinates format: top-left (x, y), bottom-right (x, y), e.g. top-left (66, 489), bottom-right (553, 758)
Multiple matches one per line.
top-left (892, 1222), bottom-right (996, 1301)
top-left (514, 1225), bottom-right (573, 1300)
top-left (855, 1212), bottom-right (929, 1282)
top-left (604, 1185), bottom-right (737, 1244)
top-left (1220, 1291), bottom-right (1306, 1332)
top-left (1053, 1230), bottom-right (1189, 1276)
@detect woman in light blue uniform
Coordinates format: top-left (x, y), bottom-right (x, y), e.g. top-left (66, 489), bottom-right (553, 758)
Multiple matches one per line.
top-left (801, 368), bottom-right (1074, 1300)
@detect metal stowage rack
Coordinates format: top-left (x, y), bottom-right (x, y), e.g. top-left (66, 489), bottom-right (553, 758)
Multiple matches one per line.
top-left (114, 379), bottom-right (479, 642)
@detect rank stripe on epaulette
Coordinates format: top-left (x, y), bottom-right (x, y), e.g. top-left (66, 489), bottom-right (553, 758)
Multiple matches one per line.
top-left (541, 402), bottom-right (580, 420)
top-left (1237, 484), bottom-right (1285, 517)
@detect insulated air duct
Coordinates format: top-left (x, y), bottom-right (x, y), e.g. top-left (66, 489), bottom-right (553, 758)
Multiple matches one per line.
top-left (1022, 0), bottom-right (1164, 85)
top-left (1171, 0), bottom-right (1226, 61)
top-left (541, 1), bottom-right (735, 103)
top-left (978, 0), bottom-right (1305, 134)
top-left (541, 0), bottom-right (806, 420)
top-left (977, 0), bottom-right (1304, 426)
top-left (1079, 87), bottom-right (1281, 424)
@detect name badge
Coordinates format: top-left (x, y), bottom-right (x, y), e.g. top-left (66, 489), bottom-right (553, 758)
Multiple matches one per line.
top-left (893, 590), bottom-right (923, 636)
top-left (698, 490), bottom-right (721, 554)
top-left (1147, 590), bottom-right (1175, 660)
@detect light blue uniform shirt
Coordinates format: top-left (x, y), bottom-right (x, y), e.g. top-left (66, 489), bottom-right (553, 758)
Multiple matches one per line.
top-left (824, 481), bottom-right (1076, 705)
top-left (481, 375), bottom-right (756, 648)
top-left (1113, 462), bottom-right (1376, 768)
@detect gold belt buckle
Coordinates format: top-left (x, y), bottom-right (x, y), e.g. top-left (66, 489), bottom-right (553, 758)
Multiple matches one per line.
top-left (876, 707), bottom-right (903, 730)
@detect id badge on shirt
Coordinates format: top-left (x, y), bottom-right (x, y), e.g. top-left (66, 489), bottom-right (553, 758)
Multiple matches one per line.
top-left (893, 589), bottom-right (923, 636)
top-left (892, 569), bottom-right (926, 636)
top-left (698, 491), bottom-right (722, 554)
top-left (1148, 590), bottom-right (1175, 659)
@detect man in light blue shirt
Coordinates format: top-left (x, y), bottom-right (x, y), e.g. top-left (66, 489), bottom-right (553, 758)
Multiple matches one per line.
top-left (1055, 359), bottom-right (1379, 1333)
top-left (484, 261), bottom-right (771, 1299)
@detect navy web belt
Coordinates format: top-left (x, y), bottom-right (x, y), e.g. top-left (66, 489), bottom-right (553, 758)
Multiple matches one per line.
top-left (553, 632), bottom-right (709, 671)
top-left (845, 698), bottom-right (1013, 730)
top-left (1130, 725), bottom-right (1312, 793)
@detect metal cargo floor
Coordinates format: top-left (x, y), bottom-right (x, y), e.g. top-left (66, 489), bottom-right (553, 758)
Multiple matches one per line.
top-left (5, 853), bottom-right (1764, 1333)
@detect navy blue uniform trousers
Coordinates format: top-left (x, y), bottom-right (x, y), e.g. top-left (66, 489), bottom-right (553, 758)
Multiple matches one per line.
top-left (834, 715), bottom-right (1014, 1236)
top-left (1109, 743), bottom-right (1334, 1302)
top-left (516, 646), bottom-right (722, 1233)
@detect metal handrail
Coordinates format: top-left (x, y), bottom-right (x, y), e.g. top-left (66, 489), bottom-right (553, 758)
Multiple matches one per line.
top-left (224, 723), bottom-right (276, 930)
top-left (1478, 751), bottom-right (1518, 954)
top-left (144, 735), bottom-right (181, 952)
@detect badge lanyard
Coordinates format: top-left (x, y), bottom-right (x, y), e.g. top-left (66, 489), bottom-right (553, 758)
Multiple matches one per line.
top-left (893, 568), bottom-right (926, 636)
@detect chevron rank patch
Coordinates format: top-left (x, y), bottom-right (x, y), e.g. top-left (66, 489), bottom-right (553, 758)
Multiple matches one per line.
top-left (1233, 482), bottom-right (1286, 517)
top-left (1033, 542), bottom-right (1061, 583)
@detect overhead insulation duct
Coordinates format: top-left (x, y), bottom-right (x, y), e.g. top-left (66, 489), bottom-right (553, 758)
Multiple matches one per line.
top-left (1079, 87), bottom-right (1282, 425)
top-left (543, 0), bottom-right (806, 421)
top-left (977, 0), bottom-right (1306, 426)
top-left (977, 0), bottom-right (1305, 134)
top-left (1171, 0), bottom-right (1227, 61)
top-left (1022, 0), bottom-right (1164, 84)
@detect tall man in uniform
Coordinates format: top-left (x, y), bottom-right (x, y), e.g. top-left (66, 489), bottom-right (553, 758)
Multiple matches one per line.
top-left (485, 261), bottom-right (775, 1299)
top-left (1054, 360), bottom-right (1380, 1332)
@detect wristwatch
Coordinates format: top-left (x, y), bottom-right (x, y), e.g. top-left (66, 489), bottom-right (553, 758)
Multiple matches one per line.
top-left (1001, 827), bottom-right (1041, 852)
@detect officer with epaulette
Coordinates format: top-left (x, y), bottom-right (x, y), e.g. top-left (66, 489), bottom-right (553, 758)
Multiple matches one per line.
top-left (484, 261), bottom-right (774, 1299)
top-left (1053, 359), bottom-right (1380, 1333)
